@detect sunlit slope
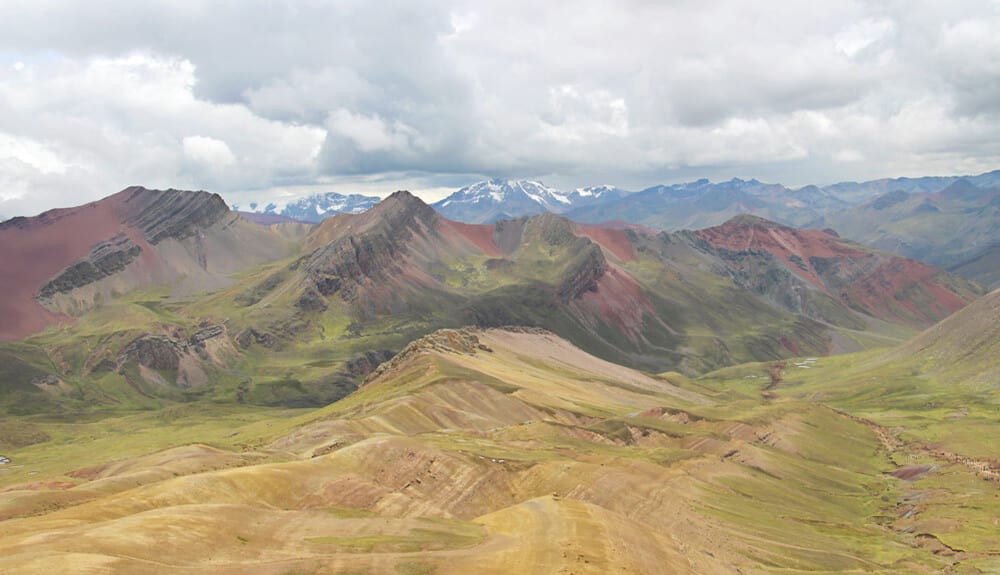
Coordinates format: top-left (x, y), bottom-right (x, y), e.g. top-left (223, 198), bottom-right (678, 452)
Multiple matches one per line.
top-left (699, 289), bottom-right (1000, 572)
top-left (0, 328), bottom-right (974, 573)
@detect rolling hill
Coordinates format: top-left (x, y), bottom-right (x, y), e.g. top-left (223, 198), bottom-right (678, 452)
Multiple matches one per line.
top-left (810, 179), bottom-right (1000, 272)
top-left (2, 325), bottom-right (996, 573)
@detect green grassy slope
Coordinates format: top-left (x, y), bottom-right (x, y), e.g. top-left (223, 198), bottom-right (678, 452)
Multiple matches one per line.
top-left (3, 327), bottom-right (997, 573)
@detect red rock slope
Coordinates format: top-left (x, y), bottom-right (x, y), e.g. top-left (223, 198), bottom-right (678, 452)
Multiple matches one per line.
top-left (693, 215), bottom-right (982, 327)
top-left (0, 187), bottom-right (290, 341)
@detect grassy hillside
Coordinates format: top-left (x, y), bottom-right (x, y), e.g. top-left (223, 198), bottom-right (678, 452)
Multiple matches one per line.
top-left (2, 326), bottom-right (997, 573)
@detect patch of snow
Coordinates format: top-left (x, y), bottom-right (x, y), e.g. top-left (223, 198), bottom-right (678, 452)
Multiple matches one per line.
top-left (548, 190), bottom-right (572, 205)
top-left (523, 190), bottom-right (545, 205)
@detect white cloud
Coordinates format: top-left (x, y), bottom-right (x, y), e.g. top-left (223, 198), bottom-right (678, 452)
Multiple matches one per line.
top-left (326, 109), bottom-right (420, 154)
top-left (0, 52), bottom-right (326, 216)
top-left (0, 133), bottom-right (69, 177)
top-left (835, 18), bottom-right (896, 60)
top-left (183, 135), bottom-right (236, 167)
top-left (0, 0), bottom-right (998, 215)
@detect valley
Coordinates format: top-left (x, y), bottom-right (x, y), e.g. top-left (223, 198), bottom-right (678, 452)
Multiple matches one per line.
top-left (0, 187), bottom-right (996, 574)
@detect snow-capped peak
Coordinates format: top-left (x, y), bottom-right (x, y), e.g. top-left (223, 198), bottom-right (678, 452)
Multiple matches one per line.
top-left (431, 179), bottom-right (628, 224)
top-left (232, 191), bottom-right (381, 223)
top-left (439, 179), bottom-right (570, 209)
top-left (573, 185), bottom-right (623, 198)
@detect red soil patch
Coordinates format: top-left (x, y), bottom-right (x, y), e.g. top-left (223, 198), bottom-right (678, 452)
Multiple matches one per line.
top-left (694, 217), bottom-right (973, 325)
top-left (575, 264), bottom-right (652, 340)
top-left (639, 406), bottom-right (666, 418)
top-left (0, 195), bottom-right (133, 340)
top-left (440, 220), bottom-right (500, 256)
top-left (891, 464), bottom-right (934, 481)
top-left (694, 218), bottom-right (868, 293)
top-left (576, 225), bottom-right (635, 262)
top-left (844, 257), bottom-right (972, 324)
top-left (0, 480), bottom-right (77, 492)
top-left (66, 464), bottom-right (109, 481)
top-left (777, 335), bottom-right (798, 354)
top-left (0, 187), bottom-right (187, 340)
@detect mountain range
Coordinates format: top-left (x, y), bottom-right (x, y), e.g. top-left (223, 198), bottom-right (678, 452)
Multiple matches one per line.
top-left (430, 171), bottom-right (1000, 288)
top-left (0, 184), bottom-right (997, 573)
top-left (0, 187), bottom-right (983, 416)
top-left (210, 171), bottom-right (1000, 292)
top-left (233, 191), bottom-right (381, 223)
top-left (431, 179), bottom-right (628, 223)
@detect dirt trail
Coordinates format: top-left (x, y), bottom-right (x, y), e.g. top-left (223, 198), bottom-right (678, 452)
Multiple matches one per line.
top-left (823, 405), bottom-right (999, 483)
top-left (761, 361), bottom-right (786, 399)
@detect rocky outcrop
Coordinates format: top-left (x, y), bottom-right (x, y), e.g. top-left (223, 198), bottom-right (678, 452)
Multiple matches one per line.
top-left (557, 242), bottom-right (607, 302)
top-left (37, 234), bottom-right (141, 299)
top-left (366, 328), bottom-right (494, 383)
top-left (297, 191), bottom-right (439, 312)
top-left (118, 335), bottom-right (186, 371)
top-left (344, 349), bottom-right (396, 377)
top-left (188, 325), bottom-right (224, 346)
top-left (234, 328), bottom-right (277, 349)
top-left (120, 187), bottom-right (231, 244)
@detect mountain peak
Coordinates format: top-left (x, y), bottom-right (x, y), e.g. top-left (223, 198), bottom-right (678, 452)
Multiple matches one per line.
top-left (379, 189), bottom-right (432, 211)
top-left (118, 187), bottom-right (231, 244)
top-left (233, 190), bottom-right (380, 223)
top-left (432, 179), bottom-right (570, 223)
top-left (433, 179), bottom-right (627, 224)
top-left (718, 213), bottom-right (787, 230)
top-left (351, 190), bottom-right (437, 229)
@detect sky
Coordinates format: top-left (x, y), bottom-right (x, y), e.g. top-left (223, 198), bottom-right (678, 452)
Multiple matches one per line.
top-left (1, 0), bottom-right (999, 217)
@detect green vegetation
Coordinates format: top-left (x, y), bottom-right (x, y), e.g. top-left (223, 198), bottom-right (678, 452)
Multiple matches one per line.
top-left (1, 321), bottom-right (998, 573)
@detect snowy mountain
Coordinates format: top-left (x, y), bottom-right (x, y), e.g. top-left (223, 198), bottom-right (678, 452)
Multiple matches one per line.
top-left (234, 191), bottom-right (380, 223)
top-left (564, 177), bottom-right (847, 230)
top-left (568, 185), bottom-right (630, 205)
top-left (431, 179), bottom-right (627, 223)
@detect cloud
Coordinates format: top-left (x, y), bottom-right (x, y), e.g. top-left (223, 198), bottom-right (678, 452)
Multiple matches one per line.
top-left (0, 52), bottom-right (325, 215)
top-left (325, 109), bottom-right (421, 154)
top-left (0, 0), bottom-right (998, 216)
top-left (183, 135), bottom-right (236, 167)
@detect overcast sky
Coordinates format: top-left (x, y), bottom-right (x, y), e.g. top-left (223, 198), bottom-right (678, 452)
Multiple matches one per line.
top-left (1, 0), bottom-right (999, 217)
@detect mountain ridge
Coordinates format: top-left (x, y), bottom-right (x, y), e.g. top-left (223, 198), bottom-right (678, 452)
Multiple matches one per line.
top-left (0, 186), bottom-right (297, 341)
top-left (233, 190), bottom-right (380, 223)
top-left (0, 187), bottom-right (983, 414)
top-left (432, 178), bottom-right (627, 224)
